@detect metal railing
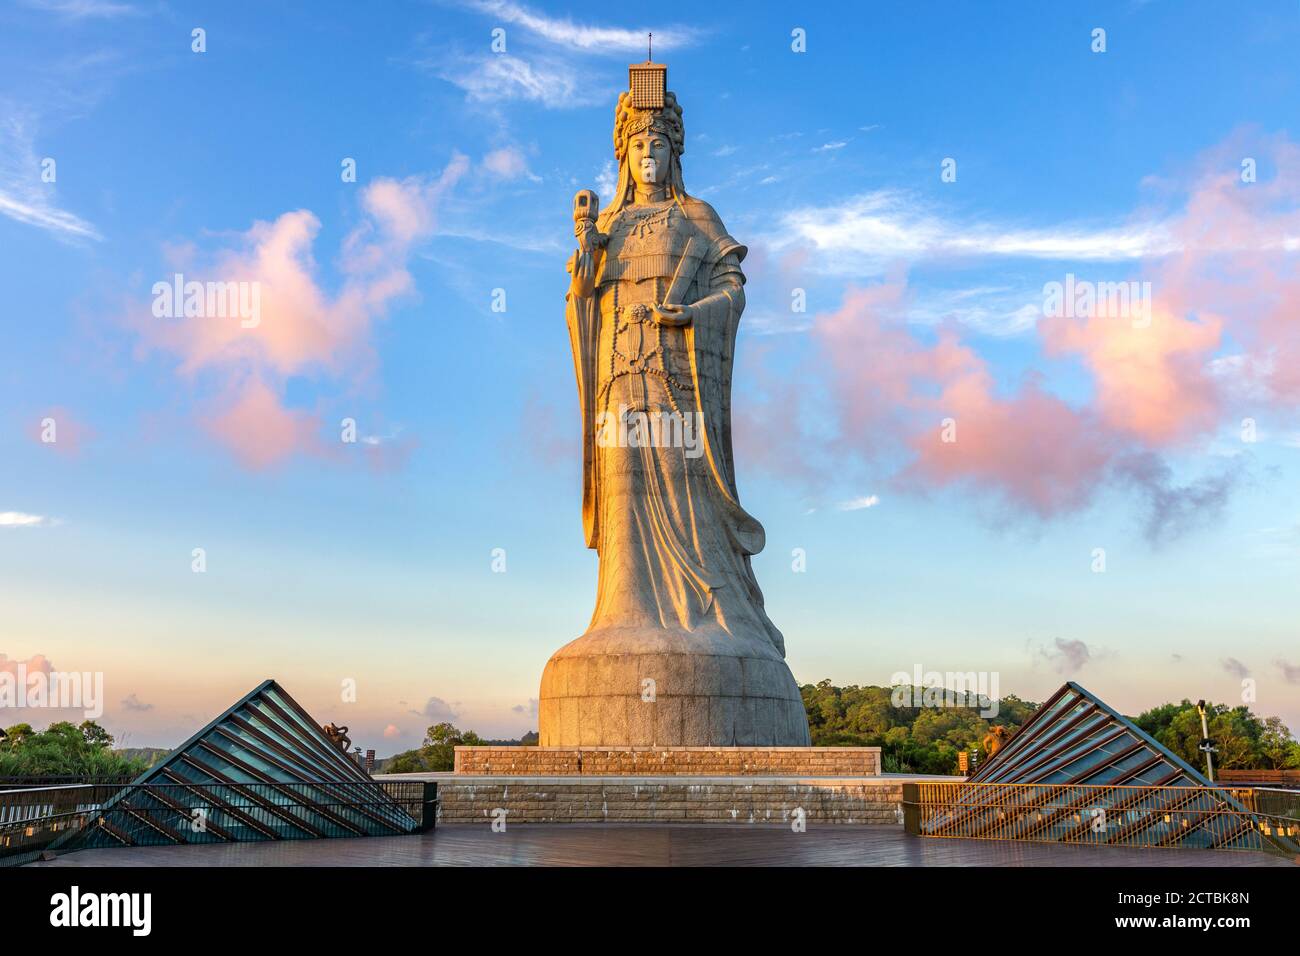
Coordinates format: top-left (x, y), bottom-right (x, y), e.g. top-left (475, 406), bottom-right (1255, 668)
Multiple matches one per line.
top-left (1, 780), bottom-right (436, 867)
top-left (902, 780), bottom-right (1300, 857)
top-left (0, 775), bottom-right (136, 789)
top-left (1233, 786), bottom-right (1300, 822)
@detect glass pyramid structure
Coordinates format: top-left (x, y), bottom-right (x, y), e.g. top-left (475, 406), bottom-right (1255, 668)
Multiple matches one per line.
top-left (55, 680), bottom-right (420, 852)
top-left (921, 681), bottom-right (1299, 854)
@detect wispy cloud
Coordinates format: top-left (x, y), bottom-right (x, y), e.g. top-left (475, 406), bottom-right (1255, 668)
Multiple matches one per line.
top-left (20, 0), bottom-right (139, 18)
top-left (462, 0), bottom-right (700, 53)
top-left (764, 190), bottom-right (1177, 274)
top-left (1221, 657), bottom-right (1251, 679)
top-left (0, 113), bottom-right (101, 241)
top-left (426, 51), bottom-right (593, 107)
top-left (423, 2), bottom-right (703, 109)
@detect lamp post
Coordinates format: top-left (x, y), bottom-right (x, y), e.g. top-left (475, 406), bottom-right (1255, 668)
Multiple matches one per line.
top-left (1195, 699), bottom-right (1216, 782)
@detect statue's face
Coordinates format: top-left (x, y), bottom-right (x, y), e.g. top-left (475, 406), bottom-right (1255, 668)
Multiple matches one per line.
top-left (628, 130), bottom-right (671, 186)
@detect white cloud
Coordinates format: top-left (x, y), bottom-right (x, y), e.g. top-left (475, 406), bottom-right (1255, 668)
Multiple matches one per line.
top-left (1208, 353), bottom-right (1278, 404)
top-left (481, 145), bottom-right (539, 181)
top-left (738, 310), bottom-right (812, 336)
top-left (908, 288), bottom-right (1045, 337)
top-left (361, 424), bottom-right (405, 446)
top-left (0, 511), bottom-right (49, 527)
top-left (837, 495), bottom-right (880, 511)
top-left (595, 160), bottom-right (617, 202)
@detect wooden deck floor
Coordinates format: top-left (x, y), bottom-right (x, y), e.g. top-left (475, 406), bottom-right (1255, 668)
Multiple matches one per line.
top-left (33, 825), bottom-right (1293, 867)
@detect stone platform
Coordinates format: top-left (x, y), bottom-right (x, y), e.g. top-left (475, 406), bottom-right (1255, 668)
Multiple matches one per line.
top-left (413, 746), bottom-right (894, 825)
top-left (454, 745), bottom-right (881, 776)
top-left (432, 775), bottom-right (905, 825)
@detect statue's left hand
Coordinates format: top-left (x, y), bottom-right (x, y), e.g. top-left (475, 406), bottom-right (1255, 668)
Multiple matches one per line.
top-left (571, 249), bottom-right (597, 297)
top-left (652, 302), bottom-right (693, 327)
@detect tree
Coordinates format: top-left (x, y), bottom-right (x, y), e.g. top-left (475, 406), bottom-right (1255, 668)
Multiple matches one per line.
top-left (1140, 700), bottom-right (1283, 772)
top-left (0, 723), bottom-right (35, 749)
top-left (798, 681), bottom-right (1041, 775)
top-left (78, 720), bottom-right (115, 749)
top-left (0, 719), bottom-right (144, 779)
top-left (383, 722), bottom-right (487, 773)
top-left (798, 681), bottom-right (1298, 775)
top-left (1259, 716), bottom-right (1300, 769)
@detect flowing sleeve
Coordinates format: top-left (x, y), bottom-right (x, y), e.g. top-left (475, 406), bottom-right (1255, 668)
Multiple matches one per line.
top-left (565, 252), bottom-right (600, 549)
top-left (684, 241), bottom-right (766, 557)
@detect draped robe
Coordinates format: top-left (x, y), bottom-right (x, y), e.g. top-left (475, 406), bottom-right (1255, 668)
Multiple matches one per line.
top-left (565, 196), bottom-right (786, 656)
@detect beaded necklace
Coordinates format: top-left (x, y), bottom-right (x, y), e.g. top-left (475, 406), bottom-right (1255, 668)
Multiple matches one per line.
top-left (600, 279), bottom-right (694, 416)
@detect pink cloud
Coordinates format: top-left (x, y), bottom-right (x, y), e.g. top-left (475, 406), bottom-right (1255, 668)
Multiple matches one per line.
top-left (28, 406), bottom-right (94, 457)
top-left (201, 377), bottom-right (323, 470)
top-left (0, 653), bottom-right (54, 679)
top-left (1153, 131), bottom-right (1300, 407)
top-left (383, 723), bottom-right (401, 739)
top-left (763, 132), bottom-right (1300, 538)
top-left (128, 155), bottom-right (469, 470)
top-left (813, 285), bottom-right (1118, 518)
top-left (1042, 304), bottom-right (1222, 446)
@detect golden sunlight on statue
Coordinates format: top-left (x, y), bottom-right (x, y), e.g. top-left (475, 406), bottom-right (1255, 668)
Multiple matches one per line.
top-left (539, 61), bottom-right (812, 747)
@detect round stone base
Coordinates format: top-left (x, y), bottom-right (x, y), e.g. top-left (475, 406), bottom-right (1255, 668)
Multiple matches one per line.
top-left (538, 626), bottom-right (812, 747)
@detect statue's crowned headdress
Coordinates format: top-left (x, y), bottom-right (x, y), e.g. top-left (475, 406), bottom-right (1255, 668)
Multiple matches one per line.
top-left (613, 60), bottom-right (684, 161)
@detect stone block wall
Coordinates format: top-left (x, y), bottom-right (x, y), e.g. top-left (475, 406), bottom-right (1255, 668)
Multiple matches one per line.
top-left (436, 776), bottom-right (903, 825)
top-left (453, 746), bottom-right (880, 777)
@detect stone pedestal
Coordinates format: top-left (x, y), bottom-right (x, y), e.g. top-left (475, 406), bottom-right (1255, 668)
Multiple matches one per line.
top-left (455, 746), bottom-right (880, 776)
top-left (538, 626), bottom-right (811, 746)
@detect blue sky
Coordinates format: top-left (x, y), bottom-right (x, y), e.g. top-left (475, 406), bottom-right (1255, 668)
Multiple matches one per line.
top-left (2, 0), bottom-right (1298, 750)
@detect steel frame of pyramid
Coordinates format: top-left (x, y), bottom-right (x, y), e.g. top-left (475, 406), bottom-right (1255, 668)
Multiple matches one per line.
top-left (918, 681), bottom-right (1300, 854)
top-left (53, 680), bottom-right (422, 853)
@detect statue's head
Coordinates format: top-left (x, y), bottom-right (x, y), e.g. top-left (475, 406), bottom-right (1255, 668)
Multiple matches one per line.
top-left (606, 88), bottom-right (687, 217)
